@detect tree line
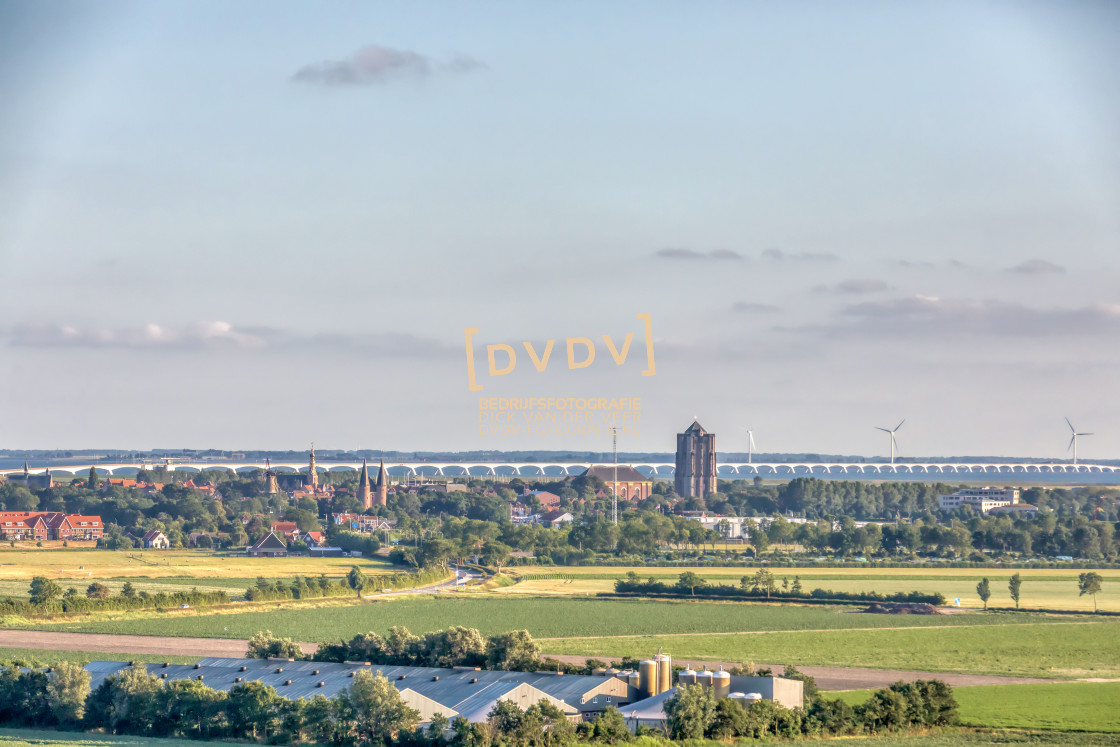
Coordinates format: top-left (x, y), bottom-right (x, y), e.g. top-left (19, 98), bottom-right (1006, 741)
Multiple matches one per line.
top-left (2, 470), bottom-right (1116, 563)
top-left (0, 651), bottom-right (958, 746)
top-left (614, 571), bottom-right (945, 606)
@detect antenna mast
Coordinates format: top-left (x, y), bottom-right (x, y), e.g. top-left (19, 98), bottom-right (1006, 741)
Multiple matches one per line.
top-left (612, 427), bottom-right (618, 525)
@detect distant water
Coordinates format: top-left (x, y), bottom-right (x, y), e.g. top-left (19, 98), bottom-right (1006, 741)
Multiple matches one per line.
top-left (2, 458), bottom-right (1117, 486)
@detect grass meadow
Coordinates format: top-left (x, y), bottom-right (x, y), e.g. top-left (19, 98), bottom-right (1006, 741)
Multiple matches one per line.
top-left (539, 619), bottom-right (1120, 679)
top-left (798, 733), bottom-right (1120, 746)
top-left (0, 729), bottom-right (1117, 747)
top-left (27, 596), bottom-right (1068, 639)
top-left (508, 566), bottom-right (1120, 612)
top-left (836, 682), bottom-right (1120, 733)
top-left (0, 648), bottom-right (199, 667)
top-left (0, 729), bottom-right (220, 747)
top-left (22, 596), bottom-right (1120, 679)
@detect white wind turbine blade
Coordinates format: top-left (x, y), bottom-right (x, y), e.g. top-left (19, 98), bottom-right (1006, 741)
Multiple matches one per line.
top-left (1066, 417), bottom-right (1076, 433)
top-left (894, 419), bottom-right (906, 433)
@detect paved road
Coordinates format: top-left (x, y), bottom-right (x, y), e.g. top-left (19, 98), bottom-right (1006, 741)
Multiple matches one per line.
top-left (360, 569), bottom-right (469, 599)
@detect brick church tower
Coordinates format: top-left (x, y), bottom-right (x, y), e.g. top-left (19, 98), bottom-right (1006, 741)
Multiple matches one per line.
top-left (675, 420), bottom-right (716, 499)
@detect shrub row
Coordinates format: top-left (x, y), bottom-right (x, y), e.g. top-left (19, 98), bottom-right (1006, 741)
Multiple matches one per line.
top-left (0, 588), bottom-right (230, 616)
top-left (614, 577), bottom-right (945, 605)
top-left (244, 576), bottom-right (355, 602)
top-left (664, 677), bottom-right (957, 740)
top-left (332, 530), bottom-right (383, 556)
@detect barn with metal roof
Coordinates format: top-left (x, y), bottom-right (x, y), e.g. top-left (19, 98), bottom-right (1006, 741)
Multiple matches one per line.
top-left (83, 657), bottom-right (635, 723)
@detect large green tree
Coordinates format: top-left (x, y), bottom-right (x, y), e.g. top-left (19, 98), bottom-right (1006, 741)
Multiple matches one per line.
top-left (29, 576), bottom-right (62, 605)
top-left (46, 662), bottom-right (90, 727)
top-left (664, 683), bottom-right (716, 740)
top-left (486, 630), bottom-right (540, 671)
top-left (976, 578), bottom-right (991, 610)
top-left (1078, 571), bottom-right (1103, 612)
top-left (246, 629), bottom-right (304, 660)
top-left (340, 669), bottom-right (420, 744)
top-left (227, 681), bottom-right (283, 741)
top-left (1008, 573), bottom-right (1022, 609)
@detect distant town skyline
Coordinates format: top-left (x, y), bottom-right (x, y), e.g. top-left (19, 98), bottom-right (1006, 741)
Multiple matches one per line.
top-left (2, 2), bottom-right (1118, 458)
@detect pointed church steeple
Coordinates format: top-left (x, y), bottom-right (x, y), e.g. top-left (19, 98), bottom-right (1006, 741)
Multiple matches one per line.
top-left (308, 442), bottom-right (319, 489)
top-left (375, 459), bottom-right (388, 506)
top-left (357, 459), bottom-right (372, 509)
top-left (23, 461), bottom-right (29, 477)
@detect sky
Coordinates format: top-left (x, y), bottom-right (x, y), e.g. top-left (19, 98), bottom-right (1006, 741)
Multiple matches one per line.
top-left (1, 1), bottom-right (1118, 460)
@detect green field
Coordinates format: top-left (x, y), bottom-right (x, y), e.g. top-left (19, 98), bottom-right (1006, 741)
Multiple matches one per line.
top-left (0, 576), bottom-right (256, 601)
top-left (541, 620), bottom-right (1120, 679)
top-left (0, 648), bottom-right (199, 667)
top-left (26, 596), bottom-right (1073, 639)
top-left (836, 682), bottom-right (1120, 733)
top-left (0, 729), bottom-right (1117, 747)
top-left (509, 566), bottom-right (1120, 612)
top-left (797, 733), bottom-right (1120, 746)
top-left (22, 596), bottom-right (1120, 679)
top-left (0, 729), bottom-right (229, 746)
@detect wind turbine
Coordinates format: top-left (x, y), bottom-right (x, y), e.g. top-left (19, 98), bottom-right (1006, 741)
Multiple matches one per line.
top-left (738, 427), bottom-right (757, 464)
top-left (875, 420), bottom-right (905, 465)
top-left (1065, 417), bottom-right (1093, 466)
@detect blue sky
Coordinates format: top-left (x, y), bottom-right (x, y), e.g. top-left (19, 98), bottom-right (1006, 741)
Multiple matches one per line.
top-left (1, 1), bottom-right (1118, 458)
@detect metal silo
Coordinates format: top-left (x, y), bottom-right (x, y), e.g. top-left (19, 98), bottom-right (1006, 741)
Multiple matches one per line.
top-left (656, 654), bottom-right (672, 694)
top-left (627, 672), bottom-right (641, 691)
top-left (639, 659), bottom-right (658, 698)
top-left (678, 668), bottom-right (697, 686)
top-left (696, 670), bottom-right (714, 690)
top-left (713, 670), bottom-right (731, 698)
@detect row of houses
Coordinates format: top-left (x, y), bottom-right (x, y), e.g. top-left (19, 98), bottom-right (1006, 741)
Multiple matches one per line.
top-left (0, 511), bottom-right (103, 541)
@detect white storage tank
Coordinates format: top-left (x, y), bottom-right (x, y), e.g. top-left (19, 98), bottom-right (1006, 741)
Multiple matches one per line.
top-left (696, 670), bottom-right (714, 690)
top-left (678, 668), bottom-right (697, 686)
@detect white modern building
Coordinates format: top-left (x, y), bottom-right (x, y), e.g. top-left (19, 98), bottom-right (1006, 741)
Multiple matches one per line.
top-left (938, 487), bottom-right (1020, 514)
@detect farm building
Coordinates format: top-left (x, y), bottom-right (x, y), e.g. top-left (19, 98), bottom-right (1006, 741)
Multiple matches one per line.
top-left (83, 657), bottom-right (634, 723)
top-left (247, 531), bottom-right (287, 557)
top-left (81, 654), bottom-right (801, 728)
top-left (617, 658), bottom-right (803, 732)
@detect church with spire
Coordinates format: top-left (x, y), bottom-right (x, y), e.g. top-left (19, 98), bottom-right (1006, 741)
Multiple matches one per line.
top-left (269, 445), bottom-right (336, 500)
top-left (6, 461), bottom-right (54, 490)
top-left (355, 459), bottom-right (388, 509)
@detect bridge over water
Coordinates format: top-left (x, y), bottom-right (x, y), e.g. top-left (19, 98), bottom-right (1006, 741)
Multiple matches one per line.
top-left (3, 461), bottom-right (1117, 479)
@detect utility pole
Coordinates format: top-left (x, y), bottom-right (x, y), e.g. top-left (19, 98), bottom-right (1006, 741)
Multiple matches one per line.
top-left (612, 427), bottom-right (618, 525)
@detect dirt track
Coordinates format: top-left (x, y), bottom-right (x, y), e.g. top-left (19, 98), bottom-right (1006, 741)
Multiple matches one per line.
top-left (0, 630), bottom-right (1056, 690)
top-left (0, 630), bottom-right (317, 658)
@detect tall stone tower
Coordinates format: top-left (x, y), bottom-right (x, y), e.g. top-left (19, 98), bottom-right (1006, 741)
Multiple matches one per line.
top-left (356, 459), bottom-right (372, 509)
top-left (675, 420), bottom-right (716, 499)
top-left (307, 443), bottom-right (319, 489)
top-left (375, 460), bottom-right (388, 506)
